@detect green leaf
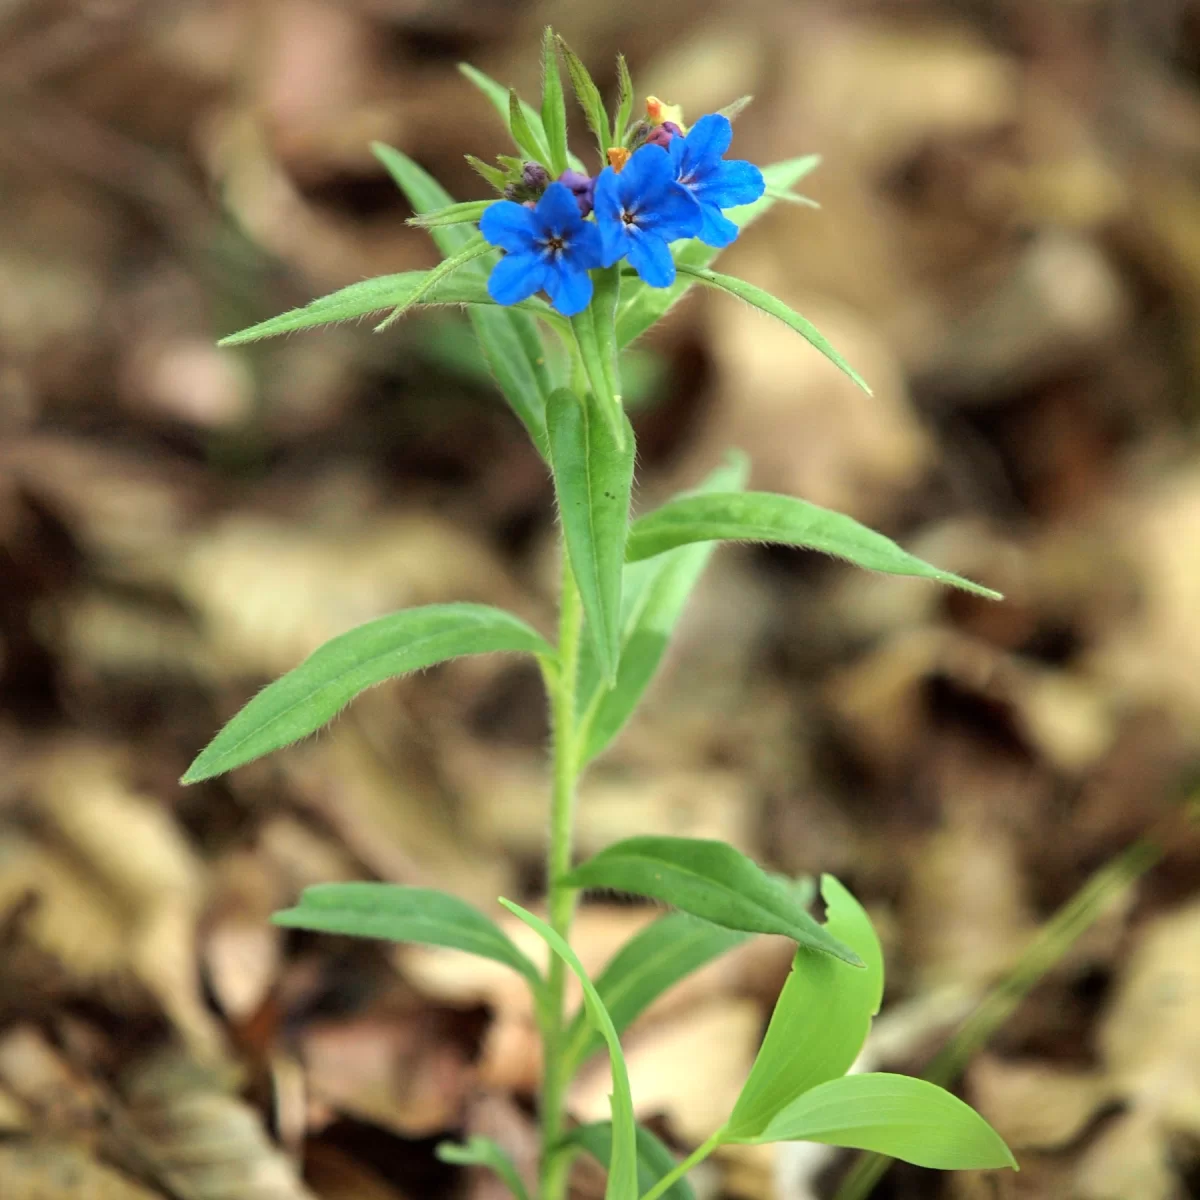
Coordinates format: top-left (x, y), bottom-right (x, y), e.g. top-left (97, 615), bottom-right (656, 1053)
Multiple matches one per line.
top-left (181, 604), bottom-right (552, 783)
top-left (736, 1074), bottom-right (1017, 1171)
top-left (407, 200), bottom-right (492, 228)
top-left (716, 95), bottom-right (754, 122)
top-left (547, 388), bottom-right (635, 684)
top-left (675, 263), bottom-right (870, 393)
top-left (541, 28), bottom-right (569, 176)
top-left (436, 1136), bottom-right (531, 1200)
top-left (563, 913), bottom-right (748, 1075)
top-left (561, 838), bottom-right (863, 965)
top-left (727, 876), bottom-right (883, 1139)
top-left (615, 155), bottom-right (822, 347)
top-left (371, 142), bottom-right (554, 457)
top-left (459, 64), bottom-right (548, 154)
top-left (465, 154), bottom-right (510, 191)
top-left (273, 884), bottom-right (542, 992)
top-left (570, 304), bottom-right (625, 446)
top-left (500, 900), bottom-right (639, 1200)
top-left (577, 453), bottom-right (749, 764)
top-left (614, 54), bottom-right (634, 145)
top-left (374, 235), bottom-right (494, 331)
top-left (565, 1122), bottom-right (696, 1200)
top-left (557, 36), bottom-right (610, 157)
top-left (625, 491), bottom-right (1002, 600)
top-left (509, 88), bottom-right (552, 168)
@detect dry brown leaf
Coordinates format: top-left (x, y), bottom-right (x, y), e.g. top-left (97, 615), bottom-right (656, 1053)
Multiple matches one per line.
top-left (0, 1143), bottom-right (161, 1200)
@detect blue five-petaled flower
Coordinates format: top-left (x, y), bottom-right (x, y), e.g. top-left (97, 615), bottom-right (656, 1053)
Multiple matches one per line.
top-left (669, 113), bottom-right (765, 248)
top-left (593, 144), bottom-right (701, 288)
top-left (480, 181), bottom-right (604, 317)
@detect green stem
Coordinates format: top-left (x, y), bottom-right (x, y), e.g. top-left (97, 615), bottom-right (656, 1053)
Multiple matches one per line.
top-left (639, 1129), bottom-right (725, 1200)
top-left (538, 556), bottom-right (584, 1200)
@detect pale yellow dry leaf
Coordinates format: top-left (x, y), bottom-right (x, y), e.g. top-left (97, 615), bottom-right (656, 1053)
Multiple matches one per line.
top-left (0, 1143), bottom-right (161, 1200)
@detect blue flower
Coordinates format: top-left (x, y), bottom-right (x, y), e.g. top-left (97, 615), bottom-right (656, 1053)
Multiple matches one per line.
top-left (668, 113), bottom-right (765, 248)
top-left (479, 182), bottom-right (604, 316)
top-left (593, 144), bottom-right (702, 288)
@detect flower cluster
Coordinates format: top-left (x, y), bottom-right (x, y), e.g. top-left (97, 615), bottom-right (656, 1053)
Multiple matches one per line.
top-left (478, 110), bottom-right (764, 317)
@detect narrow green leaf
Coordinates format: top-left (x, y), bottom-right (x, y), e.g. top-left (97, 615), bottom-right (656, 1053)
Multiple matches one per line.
top-left (437, 1136), bottom-right (531, 1200)
top-left (500, 900), bottom-right (639, 1200)
top-left (561, 838), bottom-right (863, 965)
top-left (547, 388), bottom-right (635, 684)
top-left (541, 28), bottom-right (569, 176)
top-left (615, 156), bottom-right (823, 346)
top-left (557, 36), bottom-right (611, 156)
top-left (675, 263), bottom-right (870, 393)
top-left (465, 154), bottom-right (510, 191)
top-left (716, 95), bottom-right (754, 122)
top-left (565, 1122), bottom-right (696, 1200)
top-left (563, 913), bottom-right (748, 1075)
top-left (459, 64), bottom-right (548, 152)
top-left (371, 142), bottom-right (554, 457)
top-left (577, 453), bottom-right (749, 764)
top-left (407, 200), bottom-right (492, 229)
top-left (738, 1074), bottom-right (1017, 1171)
top-left (613, 54), bottom-right (634, 145)
top-left (727, 876), bottom-right (882, 1139)
top-left (625, 491), bottom-right (1002, 600)
top-left (374, 235), bottom-right (493, 331)
top-left (181, 604), bottom-right (552, 783)
top-left (273, 884), bottom-right (542, 991)
top-left (509, 88), bottom-right (552, 167)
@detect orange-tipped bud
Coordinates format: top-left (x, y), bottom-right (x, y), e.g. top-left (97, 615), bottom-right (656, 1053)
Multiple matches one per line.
top-left (645, 96), bottom-right (685, 129)
top-left (607, 146), bottom-right (631, 172)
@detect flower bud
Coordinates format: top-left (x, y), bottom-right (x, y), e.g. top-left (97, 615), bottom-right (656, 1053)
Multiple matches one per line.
top-left (644, 120), bottom-right (683, 149)
top-left (558, 168), bottom-right (596, 216)
top-left (521, 161), bottom-right (550, 191)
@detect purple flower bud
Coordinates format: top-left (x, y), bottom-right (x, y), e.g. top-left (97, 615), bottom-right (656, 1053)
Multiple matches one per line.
top-left (558, 168), bottom-right (596, 217)
top-left (521, 161), bottom-right (550, 191)
top-left (644, 121), bottom-right (683, 149)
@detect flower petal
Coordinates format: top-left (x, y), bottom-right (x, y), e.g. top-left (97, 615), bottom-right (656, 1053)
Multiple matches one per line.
top-left (593, 168), bottom-right (630, 267)
top-left (479, 201), bottom-right (538, 253)
top-left (619, 143), bottom-right (673, 199)
top-left (536, 181), bottom-right (585, 235)
top-left (695, 158), bottom-right (765, 209)
top-left (636, 184), bottom-right (702, 240)
top-left (679, 113), bottom-right (733, 172)
top-left (544, 260), bottom-right (594, 316)
top-left (696, 204), bottom-right (739, 248)
top-left (487, 252), bottom-right (548, 306)
top-left (626, 233), bottom-right (676, 288)
top-left (569, 220), bottom-right (606, 270)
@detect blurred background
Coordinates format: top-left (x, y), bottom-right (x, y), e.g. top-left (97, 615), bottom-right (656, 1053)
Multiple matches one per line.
top-left (4, 0), bottom-right (1200, 1197)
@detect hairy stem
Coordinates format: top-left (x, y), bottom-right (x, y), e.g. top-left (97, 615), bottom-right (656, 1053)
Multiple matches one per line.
top-left (539, 556), bottom-right (584, 1200)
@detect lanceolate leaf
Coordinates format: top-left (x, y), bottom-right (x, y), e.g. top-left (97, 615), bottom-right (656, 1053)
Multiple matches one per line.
top-left (576, 453), bottom-right (749, 764)
top-left (561, 838), bottom-right (863, 966)
top-left (625, 491), bottom-right (1002, 600)
top-left (371, 142), bottom-right (554, 457)
top-left (501, 901), bottom-right (639, 1200)
top-left (556, 36), bottom-right (610, 157)
top-left (374, 235), bottom-right (494, 330)
top-left (736, 1074), bottom-right (1017, 1171)
top-left (436, 1137), bottom-right (531, 1200)
top-left (674, 263), bottom-right (870, 393)
top-left (407, 200), bottom-right (493, 228)
top-left (726, 876), bottom-right (883, 1140)
top-left (273, 884), bottom-right (543, 991)
top-left (547, 388), bottom-right (636, 684)
top-left (509, 88), bottom-right (552, 167)
top-left (563, 913), bottom-right (748, 1074)
top-left (616, 155), bottom-right (822, 347)
top-left (181, 604), bottom-right (552, 783)
top-left (613, 54), bottom-right (634, 145)
top-left (540, 27), bottom-right (569, 176)
top-left (565, 1122), bottom-right (696, 1200)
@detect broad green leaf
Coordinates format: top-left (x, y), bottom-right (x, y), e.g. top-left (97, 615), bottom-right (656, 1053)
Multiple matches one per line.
top-left (509, 88), bottom-right (552, 167)
top-left (591, 264), bottom-right (622, 406)
top-left (181, 604), bottom-right (552, 783)
top-left (565, 1122), bottom-right (696, 1200)
top-left (273, 884), bottom-right (542, 991)
top-left (561, 838), bottom-right (863, 966)
top-left (616, 155), bottom-right (822, 347)
top-left (437, 1136), bottom-right (531, 1200)
top-left (614, 54), bottom-right (634, 145)
top-left (216, 267), bottom-right (566, 348)
top-left (374, 235), bottom-right (493, 330)
top-left (541, 27), bottom-right (569, 176)
top-left (563, 913), bottom-right (748, 1075)
top-left (727, 876), bottom-right (883, 1139)
top-left (500, 901), bottom-right (639, 1200)
top-left (570, 305), bottom-right (625, 445)
top-left (737, 1074), bottom-right (1017, 1171)
top-left (407, 200), bottom-right (492, 228)
top-left (675, 263), bottom-right (870, 394)
top-left (547, 388), bottom-right (635, 684)
top-left (625, 491), bottom-right (1003, 600)
top-left (371, 142), bottom-right (554, 457)
top-left (577, 453), bottom-right (749, 764)
top-left (557, 36), bottom-right (610, 157)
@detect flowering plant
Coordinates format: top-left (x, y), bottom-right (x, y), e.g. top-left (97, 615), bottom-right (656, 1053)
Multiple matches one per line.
top-left (185, 31), bottom-right (1016, 1200)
